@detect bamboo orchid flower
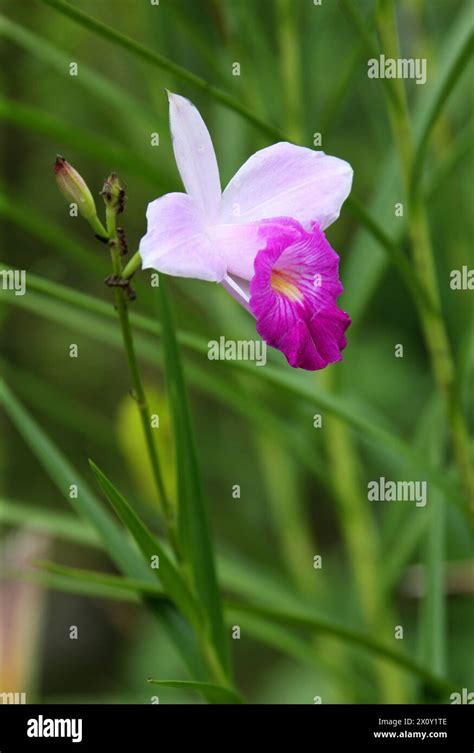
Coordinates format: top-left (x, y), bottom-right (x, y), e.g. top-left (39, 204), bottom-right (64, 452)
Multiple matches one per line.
top-left (139, 93), bottom-right (353, 370)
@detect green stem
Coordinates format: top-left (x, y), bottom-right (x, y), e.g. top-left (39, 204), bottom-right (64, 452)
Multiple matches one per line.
top-left (419, 459), bottom-right (446, 678)
top-left (375, 0), bottom-right (474, 524)
top-left (199, 638), bottom-right (231, 688)
top-left (339, 0), bottom-right (400, 109)
top-left (122, 250), bottom-right (142, 280)
top-left (105, 206), bottom-right (117, 244)
top-left (104, 216), bottom-right (177, 550)
top-left (256, 434), bottom-right (316, 596)
top-left (227, 600), bottom-right (456, 696)
top-left (113, 285), bottom-right (171, 519)
top-left (89, 213), bottom-right (108, 240)
top-left (277, 0), bottom-right (303, 143)
top-left (256, 432), bottom-right (360, 702)
top-left (104, 229), bottom-right (230, 689)
top-left (410, 28), bottom-right (474, 195)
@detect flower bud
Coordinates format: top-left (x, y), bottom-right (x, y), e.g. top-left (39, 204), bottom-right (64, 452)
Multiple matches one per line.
top-left (100, 172), bottom-right (126, 215)
top-left (54, 156), bottom-right (97, 220)
top-left (54, 156), bottom-right (107, 239)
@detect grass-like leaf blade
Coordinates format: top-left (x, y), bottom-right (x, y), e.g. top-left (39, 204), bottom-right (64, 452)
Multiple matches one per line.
top-left (89, 460), bottom-right (203, 633)
top-left (147, 679), bottom-right (243, 705)
top-left (23, 560), bottom-right (457, 696)
top-left (0, 381), bottom-right (204, 678)
top-left (36, 0), bottom-right (282, 142)
top-left (1, 264), bottom-right (468, 519)
top-left (156, 280), bottom-right (230, 679)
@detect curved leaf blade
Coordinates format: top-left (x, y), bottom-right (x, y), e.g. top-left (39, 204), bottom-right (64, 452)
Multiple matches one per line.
top-left (155, 281), bottom-right (230, 678)
top-left (36, 0), bottom-right (282, 141)
top-left (147, 679), bottom-right (244, 705)
top-left (0, 382), bottom-right (203, 678)
top-left (89, 460), bottom-right (203, 632)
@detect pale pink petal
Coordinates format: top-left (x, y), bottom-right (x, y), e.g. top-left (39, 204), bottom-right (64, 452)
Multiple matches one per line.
top-left (140, 193), bottom-right (226, 282)
top-left (207, 222), bottom-right (262, 280)
top-left (219, 142), bottom-right (353, 230)
top-left (168, 92), bottom-right (221, 219)
top-left (221, 274), bottom-right (251, 311)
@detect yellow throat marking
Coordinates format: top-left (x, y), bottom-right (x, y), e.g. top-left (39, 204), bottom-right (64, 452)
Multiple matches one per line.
top-left (270, 269), bottom-right (303, 302)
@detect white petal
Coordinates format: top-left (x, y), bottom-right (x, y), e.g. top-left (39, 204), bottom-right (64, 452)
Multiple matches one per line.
top-left (219, 142), bottom-right (353, 230)
top-left (139, 192), bottom-right (226, 282)
top-left (168, 92), bottom-right (221, 219)
top-left (221, 274), bottom-right (251, 311)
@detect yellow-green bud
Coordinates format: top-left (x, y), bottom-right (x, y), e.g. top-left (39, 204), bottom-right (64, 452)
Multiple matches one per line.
top-left (54, 156), bottom-right (97, 220)
top-left (54, 156), bottom-right (107, 239)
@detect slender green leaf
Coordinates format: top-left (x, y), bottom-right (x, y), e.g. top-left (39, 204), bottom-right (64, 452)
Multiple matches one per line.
top-left (37, 0), bottom-right (283, 142)
top-left (338, 0), bottom-right (400, 108)
top-left (418, 491), bottom-right (446, 677)
top-left (22, 562), bottom-right (348, 689)
top-left (1, 264), bottom-right (468, 516)
top-left (89, 460), bottom-right (203, 632)
top-left (343, 2), bottom-right (474, 322)
top-left (159, 2), bottom-right (234, 86)
top-left (228, 600), bottom-right (455, 696)
top-left (19, 569), bottom-right (141, 603)
top-left (0, 498), bottom-right (100, 546)
top-left (0, 274), bottom-right (327, 492)
top-left (35, 560), bottom-right (165, 599)
top-left (426, 126), bottom-right (474, 199)
top-left (345, 195), bottom-right (432, 311)
top-left (0, 382), bottom-right (204, 678)
top-left (184, 360), bottom-right (330, 488)
top-left (0, 501), bottom-right (336, 630)
top-left (382, 512), bottom-right (429, 595)
top-left (147, 679), bottom-right (244, 705)
top-left (25, 559), bottom-right (456, 695)
top-left (418, 422), bottom-right (447, 676)
top-left (411, 25), bottom-right (473, 194)
top-left (321, 43), bottom-right (365, 133)
top-left (381, 397), bottom-right (446, 593)
top-left (155, 280), bottom-right (230, 677)
top-left (0, 380), bottom-right (148, 579)
top-left (224, 607), bottom-right (332, 680)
